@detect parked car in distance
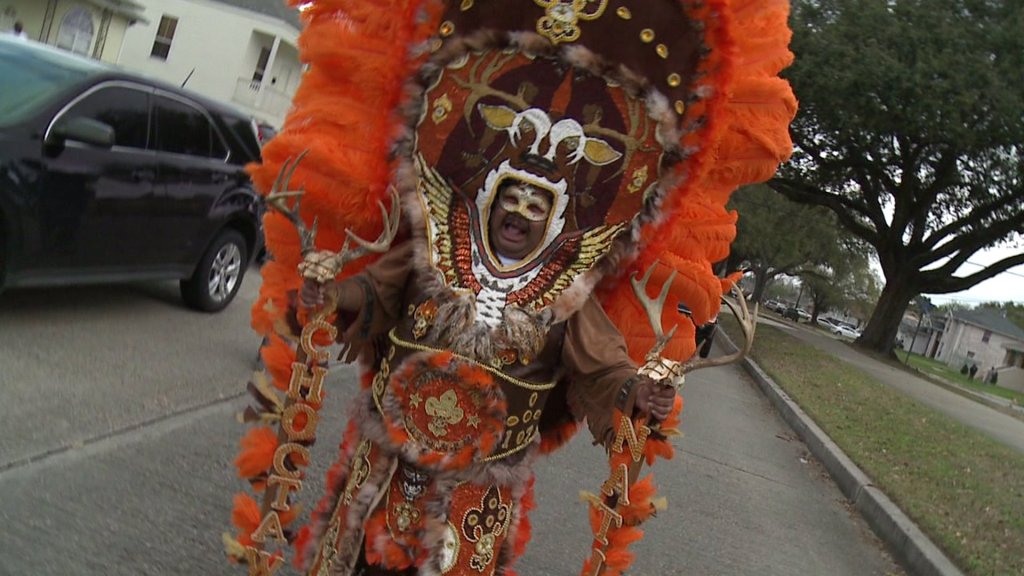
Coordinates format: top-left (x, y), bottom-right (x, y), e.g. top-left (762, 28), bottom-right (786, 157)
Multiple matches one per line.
top-left (817, 317), bottom-right (839, 329)
top-left (832, 325), bottom-right (861, 339)
top-left (0, 36), bottom-right (263, 311)
top-left (782, 307), bottom-right (801, 321)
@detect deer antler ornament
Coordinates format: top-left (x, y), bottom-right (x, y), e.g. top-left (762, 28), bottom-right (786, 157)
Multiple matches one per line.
top-left (265, 152), bottom-right (401, 285)
top-left (583, 262), bottom-right (757, 576)
top-left (231, 153), bottom-right (400, 574)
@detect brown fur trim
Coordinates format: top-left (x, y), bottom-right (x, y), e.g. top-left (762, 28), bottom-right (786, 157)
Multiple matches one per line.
top-left (412, 477), bottom-right (459, 576)
top-left (302, 392), bottom-right (399, 574)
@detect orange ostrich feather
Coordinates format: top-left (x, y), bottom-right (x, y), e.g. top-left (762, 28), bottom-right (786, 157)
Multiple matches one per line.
top-left (234, 426), bottom-right (280, 479)
top-left (231, 493), bottom-right (262, 546)
top-left (600, 0), bottom-right (797, 366)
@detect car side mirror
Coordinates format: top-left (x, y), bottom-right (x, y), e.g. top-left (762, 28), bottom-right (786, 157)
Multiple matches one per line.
top-left (47, 117), bottom-right (115, 149)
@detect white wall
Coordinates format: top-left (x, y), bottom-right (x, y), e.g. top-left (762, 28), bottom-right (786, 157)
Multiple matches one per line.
top-left (116, 0), bottom-right (300, 125)
top-left (3, 0), bottom-right (132, 62)
top-left (938, 317), bottom-right (1024, 376)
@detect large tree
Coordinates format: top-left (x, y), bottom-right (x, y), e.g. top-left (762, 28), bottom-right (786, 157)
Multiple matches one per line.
top-left (727, 184), bottom-right (840, 304)
top-left (772, 0), bottom-right (1024, 354)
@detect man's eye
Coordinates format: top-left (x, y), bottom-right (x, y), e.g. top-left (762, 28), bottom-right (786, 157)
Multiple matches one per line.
top-left (528, 205), bottom-right (545, 215)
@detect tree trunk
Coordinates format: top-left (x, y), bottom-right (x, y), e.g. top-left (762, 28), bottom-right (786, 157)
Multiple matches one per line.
top-left (856, 278), bottom-right (916, 355)
top-left (751, 269), bottom-right (773, 304)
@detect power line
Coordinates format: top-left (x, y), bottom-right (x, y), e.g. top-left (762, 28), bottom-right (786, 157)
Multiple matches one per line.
top-left (961, 260), bottom-right (1024, 279)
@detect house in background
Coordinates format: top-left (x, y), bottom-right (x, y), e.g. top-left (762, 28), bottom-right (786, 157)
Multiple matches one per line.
top-left (115, 0), bottom-right (302, 127)
top-left (1, 0), bottom-right (147, 62)
top-left (933, 308), bottom-right (1024, 392)
top-left (897, 312), bottom-right (943, 357)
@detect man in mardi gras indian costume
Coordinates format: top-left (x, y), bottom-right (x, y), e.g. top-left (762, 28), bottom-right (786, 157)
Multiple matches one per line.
top-left (227, 1), bottom-right (796, 575)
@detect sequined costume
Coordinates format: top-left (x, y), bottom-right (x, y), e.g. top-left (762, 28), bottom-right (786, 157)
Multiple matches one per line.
top-left (303, 241), bottom-right (646, 575)
top-left (230, 1), bottom-right (797, 575)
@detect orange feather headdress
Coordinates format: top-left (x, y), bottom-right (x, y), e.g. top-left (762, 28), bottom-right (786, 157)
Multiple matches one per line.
top-left (250, 0), bottom-right (795, 371)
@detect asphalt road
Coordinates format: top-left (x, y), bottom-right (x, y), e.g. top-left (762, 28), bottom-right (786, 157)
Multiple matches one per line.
top-left (0, 271), bottom-right (902, 576)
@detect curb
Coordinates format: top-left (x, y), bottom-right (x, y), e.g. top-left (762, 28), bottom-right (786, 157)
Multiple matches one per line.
top-left (718, 332), bottom-right (964, 576)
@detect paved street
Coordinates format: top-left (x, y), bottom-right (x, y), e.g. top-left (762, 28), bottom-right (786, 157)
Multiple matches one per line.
top-left (0, 272), bottom-right (900, 575)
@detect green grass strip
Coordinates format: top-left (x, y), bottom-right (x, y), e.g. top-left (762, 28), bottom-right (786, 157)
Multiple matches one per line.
top-left (903, 353), bottom-right (1024, 405)
top-left (724, 321), bottom-right (1024, 576)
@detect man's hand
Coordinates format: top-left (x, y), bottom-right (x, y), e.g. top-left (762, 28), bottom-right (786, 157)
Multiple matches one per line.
top-left (297, 249), bottom-right (343, 284)
top-left (634, 379), bottom-right (676, 422)
top-left (299, 279), bottom-right (328, 309)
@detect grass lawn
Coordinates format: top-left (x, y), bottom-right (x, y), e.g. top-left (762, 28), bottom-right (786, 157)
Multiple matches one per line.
top-left (901, 352), bottom-right (1024, 405)
top-left (721, 319), bottom-right (1024, 576)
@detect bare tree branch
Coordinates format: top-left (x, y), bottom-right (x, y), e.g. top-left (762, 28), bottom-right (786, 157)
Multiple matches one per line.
top-left (769, 178), bottom-right (881, 244)
top-left (914, 203), bottom-right (1024, 267)
top-left (921, 252), bottom-right (1024, 293)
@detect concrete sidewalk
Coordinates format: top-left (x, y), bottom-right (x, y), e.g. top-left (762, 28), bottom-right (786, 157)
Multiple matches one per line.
top-left (764, 318), bottom-right (1024, 454)
top-left (725, 316), bottom-right (1024, 576)
top-left (720, 329), bottom-right (962, 576)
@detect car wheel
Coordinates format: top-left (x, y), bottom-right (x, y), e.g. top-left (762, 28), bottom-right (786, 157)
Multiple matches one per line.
top-left (180, 229), bottom-right (248, 312)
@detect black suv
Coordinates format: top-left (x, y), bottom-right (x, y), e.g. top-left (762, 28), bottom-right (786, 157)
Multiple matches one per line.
top-left (0, 37), bottom-right (263, 311)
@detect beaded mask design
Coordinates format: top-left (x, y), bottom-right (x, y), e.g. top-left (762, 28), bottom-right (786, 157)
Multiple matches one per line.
top-left (414, 46), bottom-right (684, 327)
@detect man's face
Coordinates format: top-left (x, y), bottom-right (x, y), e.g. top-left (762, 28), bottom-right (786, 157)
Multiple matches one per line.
top-left (488, 182), bottom-right (553, 260)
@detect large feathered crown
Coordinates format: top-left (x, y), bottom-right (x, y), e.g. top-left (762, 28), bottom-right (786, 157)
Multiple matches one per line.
top-left (252, 0), bottom-right (796, 364)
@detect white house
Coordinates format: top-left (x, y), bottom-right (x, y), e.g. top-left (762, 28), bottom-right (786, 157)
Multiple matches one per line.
top-left (115, 0), bottom-right (302, 127)
top-left (933, 308), bottom-right (1024, 392)
top-left (2, 0), bottom-right (147, 62)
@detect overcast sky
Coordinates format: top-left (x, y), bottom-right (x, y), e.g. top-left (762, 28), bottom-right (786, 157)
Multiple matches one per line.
top-left (925, 246), bottom-right (1024, 307)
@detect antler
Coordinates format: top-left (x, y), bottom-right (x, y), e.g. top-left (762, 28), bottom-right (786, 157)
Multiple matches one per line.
top-left (629, 263), bottom-right (679, 361)
top-left (295, 184), bottom-right (402, 284)
top-left (265, 150), bottom-right (317, 256)
top-left (265, 151), bottom-right (402, 284)
top-left (681, 287), bottom-right (758, 373)
top-left (630, 263), bottom-right (758, 383)
top-left (337, 185), bottom-right (402, 268)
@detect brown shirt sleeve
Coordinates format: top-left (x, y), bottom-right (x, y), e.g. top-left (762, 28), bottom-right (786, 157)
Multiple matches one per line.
top-left (562, 296), bottom-right (641, 447)
top-left (333, 241), bottom-right (414, 350)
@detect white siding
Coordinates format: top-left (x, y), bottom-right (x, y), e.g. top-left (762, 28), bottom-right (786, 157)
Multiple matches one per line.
top-left (116, 0), bottom-right (300, 125)
top-left (937, 316), bottom-right (1024, 377)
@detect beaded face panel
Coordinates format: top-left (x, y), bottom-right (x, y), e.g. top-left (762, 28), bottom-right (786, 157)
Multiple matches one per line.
top-left (413, 48), bottom-right (665, 322)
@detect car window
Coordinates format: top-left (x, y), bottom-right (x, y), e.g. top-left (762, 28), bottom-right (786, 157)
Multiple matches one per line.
top-left (0, 38), bottom-right (103, 126)
top-left (228, 117), bottom-right (262, 163)
top-left (211, 127), bottom-right (229, 160)
top-left (60, 86), bottom-right (150, 149)
top-left (154, 95), bottom-right (223, 159)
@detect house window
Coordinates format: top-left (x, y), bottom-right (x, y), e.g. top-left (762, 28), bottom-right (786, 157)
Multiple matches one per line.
top-left (56, 8), bottom-right (94, 55)
top-left (967, 351), bottom-right (976, 359)
top-left (151, 15), bottom-right (178, 60)
top-left (982, 330), bottom-right (991, 343)
top-left (252, 46), bottom-right (272, 85)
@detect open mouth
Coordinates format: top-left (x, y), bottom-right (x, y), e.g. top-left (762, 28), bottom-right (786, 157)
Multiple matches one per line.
top-left (500, 214), bottom-right (528, 244)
